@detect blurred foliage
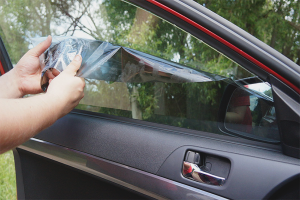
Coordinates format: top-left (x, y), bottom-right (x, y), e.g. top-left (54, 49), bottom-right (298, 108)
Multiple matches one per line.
top-left (195, 0), bottom-right (300, 65)
top-left (0, 151), bottom-right (16, 200)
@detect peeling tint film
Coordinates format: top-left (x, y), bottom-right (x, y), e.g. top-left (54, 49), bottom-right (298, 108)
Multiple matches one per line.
top-left (32, 37), bottom-right (226, 91)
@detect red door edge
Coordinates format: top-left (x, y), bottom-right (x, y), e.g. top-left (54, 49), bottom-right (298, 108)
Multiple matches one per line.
top-left (146, 0), bottom-right (300, 94)
top-left (0, 60), bottom-right (5, 75)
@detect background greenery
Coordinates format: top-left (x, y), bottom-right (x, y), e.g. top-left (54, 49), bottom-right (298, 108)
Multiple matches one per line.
top-left (0, 0), bottom-right (298, 65)
top-left (0, 151), bottom-right (16, 200)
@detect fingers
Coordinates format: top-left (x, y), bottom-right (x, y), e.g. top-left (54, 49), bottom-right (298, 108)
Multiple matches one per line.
top-left (52, 68), bottom-right (60, 76)
top-left (45, 70), bottom-right (56, 80)
top-left (28, 35), bottom-right (52, 57)
top-left (80, 77), bottom-right (86, 87)
top-left (63, 55), bottom-right (82, 75)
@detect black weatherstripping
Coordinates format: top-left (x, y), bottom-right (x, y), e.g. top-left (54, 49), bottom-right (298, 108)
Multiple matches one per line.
top-left (0, 36), bottom-right (13, 73)
top-left (12, 149), bottom-right (25, 200)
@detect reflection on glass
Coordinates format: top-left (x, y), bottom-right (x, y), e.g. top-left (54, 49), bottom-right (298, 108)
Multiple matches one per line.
top-left (182, 162), bottom-right (225, 186)
top-left (77, 80), bottom-right (230, 135)
top-left (248, 82), bottom-right (273, 98)
top-left (225, 88), bottom-right (253, 133)
top-left (225, 86), bottom-right (279, 142)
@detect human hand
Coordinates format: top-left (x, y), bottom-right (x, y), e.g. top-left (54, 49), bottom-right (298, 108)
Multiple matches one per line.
top-left (46, 55), bottom-right (85, 118)
top-left (13, 36), bottom-right (52, 96)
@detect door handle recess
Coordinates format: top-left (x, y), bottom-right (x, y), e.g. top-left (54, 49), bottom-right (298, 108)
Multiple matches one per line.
top-left (182, 162), bottom-right (226, 186)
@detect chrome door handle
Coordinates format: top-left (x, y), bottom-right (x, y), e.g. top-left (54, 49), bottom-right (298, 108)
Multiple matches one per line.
top-left (182, 162), bottom-right (226, 186)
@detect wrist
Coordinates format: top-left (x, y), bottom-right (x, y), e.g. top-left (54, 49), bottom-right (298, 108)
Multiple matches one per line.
top-left (11, 68), bottom-right (26, 97)
top-left (43, 92), bottom-right (68, 120)
top-left (26, 93), bottom-right (62, 128)
top-left (0, 69), bottom-right (24, 98)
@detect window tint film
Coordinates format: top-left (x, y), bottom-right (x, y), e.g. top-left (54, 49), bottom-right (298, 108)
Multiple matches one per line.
top-left (0, 0), bottom-right (279, 141)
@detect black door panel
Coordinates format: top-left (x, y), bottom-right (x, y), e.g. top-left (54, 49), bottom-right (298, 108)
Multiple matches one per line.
top-left (21, 111), bottom-right (299, 199)
top-left (17, 138), bottom-right (226, 200)
top-left (15, 149), bottom-right (149, 200)
top-left (33, 112), bottom-right (288, 174)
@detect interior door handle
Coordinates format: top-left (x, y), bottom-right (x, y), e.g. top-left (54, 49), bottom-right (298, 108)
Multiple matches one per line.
top-left (182, 162), bottom-right (226, 186)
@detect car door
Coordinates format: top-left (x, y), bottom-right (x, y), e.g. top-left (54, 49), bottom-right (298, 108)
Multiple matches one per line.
top-left (0, 0), bottom-right (299, 199)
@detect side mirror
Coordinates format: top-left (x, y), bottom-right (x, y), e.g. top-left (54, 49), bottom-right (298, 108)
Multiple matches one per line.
top-left (219, 83), bottom-right (280, 144)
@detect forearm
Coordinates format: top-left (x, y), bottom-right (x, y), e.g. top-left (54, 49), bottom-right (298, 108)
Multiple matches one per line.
top-left (225, 106), bottom-right (247, 123)
top-left (0, 53), bottom-right (84, 154)
top-left (0, 94), bottom-right (61, 153)
top-left (0, 69), bottom-right (24, 98)
top-left (225, 112), bottom-right (242, 123)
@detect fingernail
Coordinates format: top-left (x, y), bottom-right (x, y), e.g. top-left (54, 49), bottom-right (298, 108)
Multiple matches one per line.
top-left (74, 55), bottom-right (81, 61)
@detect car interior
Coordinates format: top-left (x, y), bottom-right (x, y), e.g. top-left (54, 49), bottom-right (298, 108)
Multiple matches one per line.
top-left (0, 0), bottom-right (299, 199)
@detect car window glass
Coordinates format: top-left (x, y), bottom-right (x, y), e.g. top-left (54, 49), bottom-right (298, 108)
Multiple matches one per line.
top-left (0, 0), bottom-right (252, 80)
top-left (0, 0), bottom-right (279, 142)
top-left (225, 84), bottom-right (279, 142)
top-left (194, 0), bottom-right (300, 65)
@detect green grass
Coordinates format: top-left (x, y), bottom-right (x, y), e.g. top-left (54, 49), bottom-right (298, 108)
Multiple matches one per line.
top-left (0, 151), bottom-right (16, 200)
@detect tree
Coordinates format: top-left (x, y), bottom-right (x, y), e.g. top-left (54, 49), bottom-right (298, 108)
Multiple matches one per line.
top-left (195, 0), bottom-right (300, 64)
top-left (0, 0), bottom-right (298, 133)
top-left (0, 0), bottom-right (53, 64)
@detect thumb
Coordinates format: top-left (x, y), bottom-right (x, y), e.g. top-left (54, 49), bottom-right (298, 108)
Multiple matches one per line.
top-left (63, 55), bottom-right (82, 75)
top-left (28, 35), bottom-right (52, 57)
